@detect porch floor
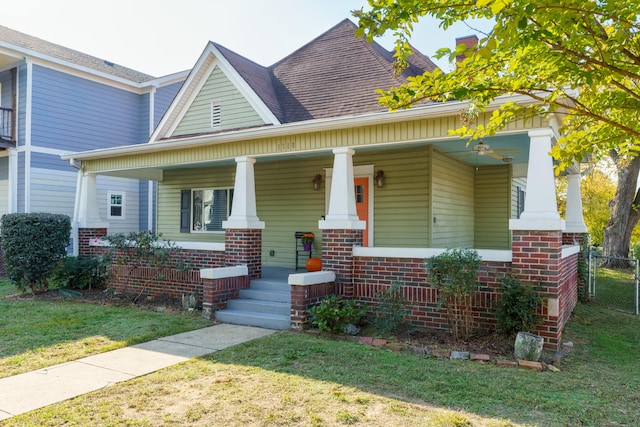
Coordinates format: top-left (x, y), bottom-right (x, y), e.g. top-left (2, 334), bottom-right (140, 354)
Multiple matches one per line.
top-left (261, 266), bottom-right (298, 281)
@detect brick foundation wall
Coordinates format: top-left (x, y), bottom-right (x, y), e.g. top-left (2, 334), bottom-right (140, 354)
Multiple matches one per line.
top-left (559, 252), bottom-right (579, 326)
top-left (225, 229), bottom-right (262, 279)
top-left (348, 257), bottom-right (513, 332)
top-left (291, 281), bottom-right (335, 330)
top-left (202, 275), bottom-right (250, 320)
top-left (104, 246), bottom-right (226, 302)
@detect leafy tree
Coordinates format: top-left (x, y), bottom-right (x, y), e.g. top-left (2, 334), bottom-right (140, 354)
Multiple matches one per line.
top-left (354, 0), bottom-right (640, 265)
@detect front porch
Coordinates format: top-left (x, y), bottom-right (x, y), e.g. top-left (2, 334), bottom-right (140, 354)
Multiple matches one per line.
top-left (71, 108), bottom-right (587, 351)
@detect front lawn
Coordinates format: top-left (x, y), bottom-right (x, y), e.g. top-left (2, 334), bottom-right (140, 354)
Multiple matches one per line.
top-left (2, 288), bottom-right (638, 426)
top-left (0, 279), bottom-right (210, 378)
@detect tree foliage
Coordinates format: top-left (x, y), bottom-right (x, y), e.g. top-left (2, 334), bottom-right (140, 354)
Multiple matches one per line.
top-left (355, 0), bottom-right (640, 169)
top-left (355, 0), bottom-right (640, 260)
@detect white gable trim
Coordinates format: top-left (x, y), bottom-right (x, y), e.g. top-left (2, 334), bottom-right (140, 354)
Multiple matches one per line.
top-left (209, 44), bottom-right (280, 126)
top-left (149, 43), bottom-right (279, 143)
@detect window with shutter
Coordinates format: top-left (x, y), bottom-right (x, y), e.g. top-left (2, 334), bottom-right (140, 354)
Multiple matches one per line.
top-left (181, 188), bottom-right (233, 233)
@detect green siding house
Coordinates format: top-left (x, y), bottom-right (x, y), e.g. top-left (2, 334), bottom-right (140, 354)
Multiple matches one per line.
top-left (63, 19), bottom-right (586, 348)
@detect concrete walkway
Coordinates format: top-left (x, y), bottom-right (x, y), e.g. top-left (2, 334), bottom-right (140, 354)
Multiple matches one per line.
top-left (0, 324), bottom-right (276, 421)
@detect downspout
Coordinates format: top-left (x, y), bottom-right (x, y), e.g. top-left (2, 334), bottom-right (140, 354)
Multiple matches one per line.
top-left (69, 158), bottom-right (83, 256)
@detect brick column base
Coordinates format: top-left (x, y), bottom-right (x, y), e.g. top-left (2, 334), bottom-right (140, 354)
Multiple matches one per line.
top-left (512, 229), bottom-right (563, 349)
top-left (225, 229), bottom-right (262, 279)
top-left (78, 228), bottom-right (108, 257)
top-left (321, 229), bottom-right (362, 298)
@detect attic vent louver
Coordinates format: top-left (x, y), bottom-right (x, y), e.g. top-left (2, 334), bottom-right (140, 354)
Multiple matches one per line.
top-left (211, 102), bottom-right (222, 128)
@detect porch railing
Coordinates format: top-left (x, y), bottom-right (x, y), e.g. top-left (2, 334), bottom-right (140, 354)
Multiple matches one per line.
top-left (0, 107), bottom-right (14, 141)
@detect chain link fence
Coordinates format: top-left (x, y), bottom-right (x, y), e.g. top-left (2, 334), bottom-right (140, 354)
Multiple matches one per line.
top-left (588, 248), bottom-right (639, 315)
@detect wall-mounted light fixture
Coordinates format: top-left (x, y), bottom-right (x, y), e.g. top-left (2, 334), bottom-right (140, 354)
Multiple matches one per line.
top-left (312, 174), bottom-right (322, 191)
top-left (375, 170), bottom-right (385, 188)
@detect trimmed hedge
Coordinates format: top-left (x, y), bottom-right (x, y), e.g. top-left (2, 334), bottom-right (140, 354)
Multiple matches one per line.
top-left (1, 213), bottom-right (71, 293)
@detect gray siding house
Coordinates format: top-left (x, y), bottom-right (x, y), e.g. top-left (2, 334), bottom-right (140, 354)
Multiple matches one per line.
top-left (0, 25), bottom-right (187, 250)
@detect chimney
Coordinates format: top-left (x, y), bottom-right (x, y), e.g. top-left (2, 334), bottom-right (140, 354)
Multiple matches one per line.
top-left (455, 35), bottom-right (479, 64)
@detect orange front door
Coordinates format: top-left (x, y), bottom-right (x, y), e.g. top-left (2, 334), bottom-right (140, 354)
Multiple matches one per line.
top-left (354, 177), bottom-right (369, 246)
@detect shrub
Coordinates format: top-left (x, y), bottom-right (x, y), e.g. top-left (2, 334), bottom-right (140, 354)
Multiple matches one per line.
top-left (1, 213), bottom-right (71, 293)
top-left (427, 248), bottom-right (481, 340)
top-left (495, 277), bottom-right (543, 336)
top-left (371, 282), bottom-right (409, 337)
top-left (103, 231), bottom-right (183, 303)
top-left (307, 294), bottom-right (366, 333)
top-left (49, 256), bottom-right (108, 290)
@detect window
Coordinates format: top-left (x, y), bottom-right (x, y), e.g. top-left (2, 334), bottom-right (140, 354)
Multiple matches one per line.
top-left (182, 188), bottom-right (233, 233)
top-left (107, 191), bottom-right (125, 219)
top-left (516, 186), bottom-right (525, 219)
top-left (211, 101), bottom-right (222, 128)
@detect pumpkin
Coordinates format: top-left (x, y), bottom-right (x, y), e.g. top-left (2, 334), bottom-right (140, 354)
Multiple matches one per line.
top-left (306, 257), bottom-right (322, 272)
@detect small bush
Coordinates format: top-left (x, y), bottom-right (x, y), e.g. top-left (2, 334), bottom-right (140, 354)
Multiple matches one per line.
top-left (427, 249), bottom-right (481, 340)
top-left (496, 277), bottom-right (543, 336)
top-left (307, 294), bottom-right (366, 333)
top-left (371, 282), bottom-right (409, 337)
top-left (1, 213), bottom-right (71, 293)
top-left (49, 256), bottom-right (108, 290)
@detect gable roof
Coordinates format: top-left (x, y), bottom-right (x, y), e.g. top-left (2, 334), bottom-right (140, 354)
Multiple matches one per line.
top-left (216, 19), bottom-right (437, 124)
top-left (0, 24), bottom-right (155, 83)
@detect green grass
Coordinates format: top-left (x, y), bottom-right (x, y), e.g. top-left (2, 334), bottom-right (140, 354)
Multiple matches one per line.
top-left (0, 279), bottom-right (210, 378)
top-left (593, 267), bottom-right (638, 313)
top-left (2, 278), bottom-right (639, 426)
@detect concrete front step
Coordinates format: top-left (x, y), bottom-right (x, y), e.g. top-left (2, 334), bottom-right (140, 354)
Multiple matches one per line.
top-left (215, 309), bottom-right (291, 330)
top-left (227, 299), bottom-right (290, 316)
top-left (250, 279), bottom-right (292, 292)
top-left (239, 288), bottom-right (291, 303)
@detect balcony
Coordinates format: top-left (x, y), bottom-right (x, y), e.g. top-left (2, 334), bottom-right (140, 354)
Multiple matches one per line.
top-left (0, 107), bottom-right (15, 147)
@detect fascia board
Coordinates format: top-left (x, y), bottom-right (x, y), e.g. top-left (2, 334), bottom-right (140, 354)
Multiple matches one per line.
top-left (0, 42), bottom-right (150, 93)
top-left (61, 93), bottom-right (543, 162)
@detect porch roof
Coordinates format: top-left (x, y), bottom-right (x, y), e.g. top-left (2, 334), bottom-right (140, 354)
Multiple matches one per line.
top-left (61, 95), bottom-right (539, 181)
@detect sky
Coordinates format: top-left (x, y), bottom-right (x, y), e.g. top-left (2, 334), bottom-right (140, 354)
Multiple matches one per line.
top-left (1, 0), bottom-right (494, 77)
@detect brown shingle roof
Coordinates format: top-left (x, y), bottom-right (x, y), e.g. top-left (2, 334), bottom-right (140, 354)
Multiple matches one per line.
top-left (0, 25), bottom-right (155, 83)
top-left (218, 19), bottom-right (438, 124)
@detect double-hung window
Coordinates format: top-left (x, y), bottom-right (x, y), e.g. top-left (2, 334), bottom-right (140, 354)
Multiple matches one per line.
top-left (181, 188), bottom-right (233, 233)
top-left (107, 191), bottom-right (125, 219)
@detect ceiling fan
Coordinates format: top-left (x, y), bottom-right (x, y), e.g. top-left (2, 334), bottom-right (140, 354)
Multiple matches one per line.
top-left (465, 140), bottom-right (520, 162)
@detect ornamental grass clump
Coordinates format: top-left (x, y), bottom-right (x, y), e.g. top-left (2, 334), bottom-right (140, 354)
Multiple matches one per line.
top-left (427, 249), bottom-right (481, 340)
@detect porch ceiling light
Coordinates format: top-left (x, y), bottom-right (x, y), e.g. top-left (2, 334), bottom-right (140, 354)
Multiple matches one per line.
top-left (375, 170), bottom-right (385, 188)
top-left (472, 141), bottom-right (490, 155)
top-left (312, 174), bottom-right (322, 191)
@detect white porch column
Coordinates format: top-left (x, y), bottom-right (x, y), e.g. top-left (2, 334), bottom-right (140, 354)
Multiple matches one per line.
top-left (319, 147), bottom-right (366, 230)
top-left (509, 128), bottom-right (565, 231)
top-left (76, 172), bottom-right (108, 228)
top-left (223, 156), bottom-right (265, 229)
top-left (564, 163), bottom-right (587, 233)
